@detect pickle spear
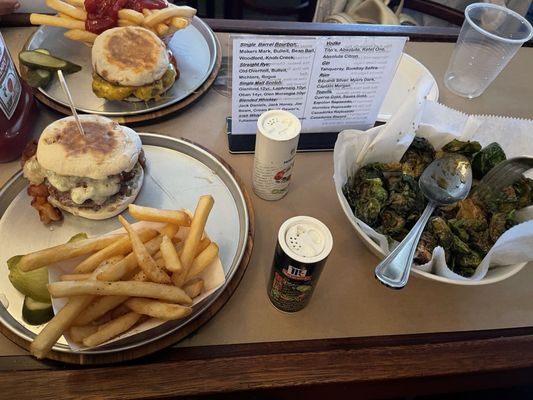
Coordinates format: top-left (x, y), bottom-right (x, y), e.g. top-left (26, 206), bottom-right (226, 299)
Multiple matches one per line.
top-left (19, 50), bottom-right (82, 74)
top-left (25, 68), bottom-right (52, 88)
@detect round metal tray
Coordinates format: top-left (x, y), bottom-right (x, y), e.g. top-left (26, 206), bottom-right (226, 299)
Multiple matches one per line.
top-left (23, 17), bottom-right (220, 123)
top-left (0, 134), bottom-right (253, 364)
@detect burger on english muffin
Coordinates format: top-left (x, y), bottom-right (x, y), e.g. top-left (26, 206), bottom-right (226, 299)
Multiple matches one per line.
top-left (91, 26), bottom-right (178, 102)
top-left (22, 115), bottom-right (145, 223)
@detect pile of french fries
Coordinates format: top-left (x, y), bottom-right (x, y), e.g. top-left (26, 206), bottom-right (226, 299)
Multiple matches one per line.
top-left (30, 0), bottom-right (197, 44)
top-left (18, 195), bottom-right (217, 359)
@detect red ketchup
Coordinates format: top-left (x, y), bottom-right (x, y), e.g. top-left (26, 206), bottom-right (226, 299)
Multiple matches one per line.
top-left (0, 34), bottom-right (35, 163)
top-left (84, 0), bottom-right (167, 34)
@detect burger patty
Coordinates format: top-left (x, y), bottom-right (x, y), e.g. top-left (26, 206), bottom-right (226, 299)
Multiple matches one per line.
top-left (46, 162), bottom-right (143, 210)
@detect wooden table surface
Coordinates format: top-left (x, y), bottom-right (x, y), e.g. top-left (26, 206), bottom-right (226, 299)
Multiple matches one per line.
top-left (0, 19), bottom-right (532, 399)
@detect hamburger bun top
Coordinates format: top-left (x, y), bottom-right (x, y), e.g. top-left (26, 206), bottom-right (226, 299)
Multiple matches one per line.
top-left (37, 115), bottom-right (142, 179)
top-left (92, 26), bottom-right (169, 87)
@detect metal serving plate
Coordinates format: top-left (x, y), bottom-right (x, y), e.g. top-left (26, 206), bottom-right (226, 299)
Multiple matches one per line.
top-left (24, 17), bottom-right (218, 116)
top-left (0, 134), bottom-right (249, 355)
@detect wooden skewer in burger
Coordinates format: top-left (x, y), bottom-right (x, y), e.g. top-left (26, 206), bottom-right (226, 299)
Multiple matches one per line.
top-left (91, 25), bottom-right (178, 102)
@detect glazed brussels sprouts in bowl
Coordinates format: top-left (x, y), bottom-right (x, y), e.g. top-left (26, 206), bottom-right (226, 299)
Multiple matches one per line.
top-left (337, 136), bottom-right (531, 285)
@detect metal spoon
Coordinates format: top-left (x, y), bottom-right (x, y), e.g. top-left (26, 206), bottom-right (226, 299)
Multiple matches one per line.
top-left (374, 153), bottom-right (473, 289)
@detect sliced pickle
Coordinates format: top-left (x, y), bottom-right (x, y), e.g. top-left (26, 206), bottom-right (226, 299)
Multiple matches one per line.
top-left (19, 50), bottom-right (82, 74)
top-left (22, 296), bottom-right (54, 325)
top-left (25, 68), bottom-right (52, 88)
top-left (33, 48), bottom-right (51, 55)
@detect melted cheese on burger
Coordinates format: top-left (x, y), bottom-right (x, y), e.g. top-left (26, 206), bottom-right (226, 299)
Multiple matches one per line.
top-left (92, 65), bottom-right (176, 101)
top-left (23, 156), bottom-right (122, 205)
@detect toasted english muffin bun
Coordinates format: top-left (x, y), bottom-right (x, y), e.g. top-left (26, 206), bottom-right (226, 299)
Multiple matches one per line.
top-left (37, 115), bottom-right (142, 179)
top-left (92, 26), bottom-right (169, 87)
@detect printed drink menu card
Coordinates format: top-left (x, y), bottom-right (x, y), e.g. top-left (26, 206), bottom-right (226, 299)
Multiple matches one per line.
top-left (231, 35), bottom-right (407, 135)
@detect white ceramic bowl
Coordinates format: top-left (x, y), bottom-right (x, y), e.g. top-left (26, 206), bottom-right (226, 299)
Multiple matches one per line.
top-left (335, 177), bottom-right (528, 286)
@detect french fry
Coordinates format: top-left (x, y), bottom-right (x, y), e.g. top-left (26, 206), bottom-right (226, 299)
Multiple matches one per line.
top-left (143, 6), bottom-right (196, 27)
top-left (63, 29), bottom-right (98, 44)
top-left (57, 12), bottom-right (77, 21)
top-left (196, 237), bottom-right (211, 256)
top-left (31, 295), bottom-right (94, 359)
top-left (171, 17), bottom-right (190, 29)
top-left (155, 22), bottom-right (170, 37)
top-left (48, 280), bottom-right (193, 304)
top-left (183, 277), bottom-right (204, 299)
top-left (30, 13), bottom-right (86, 31)
top-left (83, 312), bottom-right (142, 347)
top-left (60, 273), bottom-right (91, 281)
top-left (159, 224), bottom-right (181, 243)
top-left (74, 228), bottom-right (158, 273)
top-left (64, 0), bottom-right (84, 8)
top-left (109, 304), bottom-right (132, 319)
top-left (45, 0), bottom-right (87, 20)
top-left (73, 295), bottom-right (129, 326)
top-left (172, 239), bottom-right (207, 287)
top-left (96, 235), bottom-right (163, 281)
top-left (118, 19), bottom-right (136, 27)
top-left (78, 267), bottom-right (149, 327)
top-left (126, 298), bottom-right (192, 320)
top-left (90, 255), bottom-right (125, 276)
top-left (180, 195), bottom-right (214, 272)
top-left (133, 270), bottom-right (148, 282)
top-left (160, 223), bottom-right (181, 238)
top-left (119, 216), bottom-right (171, 284)
top-left (160, 235), bottom-right (183, 273)
top-left (154, 254), bottom-right (165, 268)
top-left (118, 8), bottom-right (145, 25)
top-left (163, 25), bottom-right (178, 38)
top-left (69, 325), bottom-right (98, 343)
top-left (128, 204), bottom-right (191, 226)
top-left (19, 234), bottom-right (125, 272)
top-left (186, 242), bottom-right (219, 280)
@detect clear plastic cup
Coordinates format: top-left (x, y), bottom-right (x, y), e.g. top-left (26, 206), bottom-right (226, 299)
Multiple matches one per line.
top-left (444, 3), bottom-right (533, 99)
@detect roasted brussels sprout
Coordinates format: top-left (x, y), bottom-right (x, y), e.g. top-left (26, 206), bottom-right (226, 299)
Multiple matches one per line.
top-left (344, 170), bottom-right (388, 226)
top-left (441, 139), bottom-right (482, 157)
top-left (456, 198), bottom-right (486, 221)
top-left (415, 230), bottom-right (437, 265)
top-left (385, 174), bottom-right (426, 214)
top-left (513, 177), bottom-right (533, 209)
top-left (469, 229), bottom-right (492, 255)
top-left (489, 211), bottom-right (515, 242)
top-left (399, 137), bottom-right (435, 178)
top-left (471, 142), bottom-right (506, 179)
top-left (429, 217), bottom-right (454, 249)
top-left (355, 196), bottom-right (384, 226)
top-left (379, 209), bottom-right (406, 240)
